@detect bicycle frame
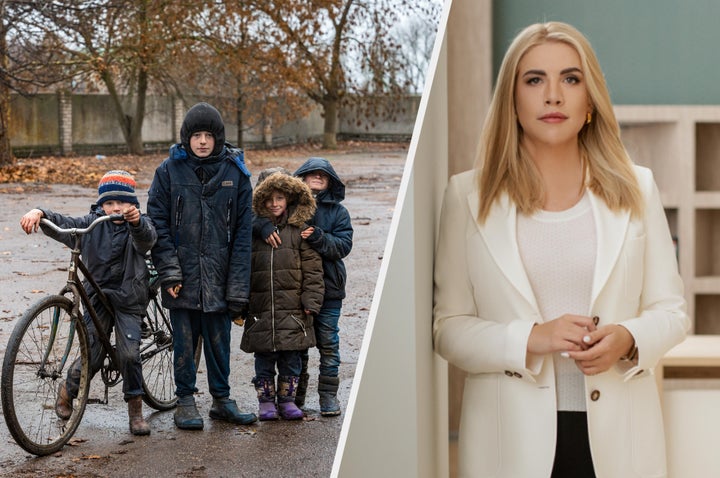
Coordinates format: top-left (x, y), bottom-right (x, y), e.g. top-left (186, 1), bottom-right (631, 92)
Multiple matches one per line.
top-left (41, 216), bottom-right (122, 400)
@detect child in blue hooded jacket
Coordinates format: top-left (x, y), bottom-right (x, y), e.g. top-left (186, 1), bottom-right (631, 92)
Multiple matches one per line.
top-left (254, 157), bottom-right (353, 416)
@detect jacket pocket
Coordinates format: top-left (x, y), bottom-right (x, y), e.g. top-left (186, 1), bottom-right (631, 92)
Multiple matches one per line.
top-left (290, 314), bottom-right (307, 336)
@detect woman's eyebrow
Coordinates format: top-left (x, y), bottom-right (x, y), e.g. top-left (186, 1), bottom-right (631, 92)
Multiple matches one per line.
top-left (521, 66), bottom-right (583, 78)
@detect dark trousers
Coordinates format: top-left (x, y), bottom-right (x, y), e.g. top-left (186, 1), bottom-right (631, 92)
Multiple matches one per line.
top-left (66, 294), bottom-right (143, 401)
top-left (254, 350), bottom-right (302, 379)
top-left (171, 308), bottom-right (232, 399)
top-left (551, 411), bottom-right (597, 478)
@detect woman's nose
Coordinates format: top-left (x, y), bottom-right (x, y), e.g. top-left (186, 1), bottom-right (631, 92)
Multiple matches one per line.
top-left (544, 83), bottom-right (563, 105)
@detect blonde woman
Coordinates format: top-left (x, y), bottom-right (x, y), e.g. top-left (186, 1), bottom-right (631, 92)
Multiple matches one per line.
top-left (433, 22), bottom-right (688, 478)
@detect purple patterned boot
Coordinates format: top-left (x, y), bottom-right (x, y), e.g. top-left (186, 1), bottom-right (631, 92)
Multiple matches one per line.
top-left (253, 377), bottom-right (279, 421)
top-left (277, 376), bottom-right (304, 420)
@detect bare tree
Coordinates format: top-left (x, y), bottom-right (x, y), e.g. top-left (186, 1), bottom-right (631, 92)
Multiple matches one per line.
top-left (0, 2), bottom-right (12, 166)
top-left (11, 0), bottom-right (204, 155)
top-left (388, 8), bottom-right (441, 95)
top-left (0, 0), bottom-right (80, 165)
top-left (171, 2), bottom-right (313, 149)
top-left (246, 0), bottom-right (428, 149)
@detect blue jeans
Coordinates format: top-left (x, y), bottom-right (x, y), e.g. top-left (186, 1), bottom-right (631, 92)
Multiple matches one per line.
top-left (66, 294), bottom-right (143, 401)
top-left (254, 351), bottom-right (302, 379)
top-left (171, 308), bottom-right (232, 399)
top-left (301, 307), bottom-right (341, 377)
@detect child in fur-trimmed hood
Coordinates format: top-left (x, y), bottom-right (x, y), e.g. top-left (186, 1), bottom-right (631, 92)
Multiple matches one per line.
top-left (241, 170), bottom-right (324, 421)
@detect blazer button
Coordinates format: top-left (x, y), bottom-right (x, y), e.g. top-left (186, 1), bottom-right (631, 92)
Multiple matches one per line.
top-left (504, 370), bottom-right (513, 377)
top-left (592, 316), bottom-right (600, 326)
top-left (590, 390), bottom-right (601, 401)
top-left (513, 372), bottom-right (522, 379)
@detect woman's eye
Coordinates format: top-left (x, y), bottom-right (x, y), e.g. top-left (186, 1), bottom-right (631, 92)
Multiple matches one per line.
top-left (564, 76), bottom-right (581, 84)
top-left (526, 77), bottom-right (541, 85)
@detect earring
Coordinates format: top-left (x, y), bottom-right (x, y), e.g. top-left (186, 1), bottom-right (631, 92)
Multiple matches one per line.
top-left (586, 112), bottom-right (592, 125)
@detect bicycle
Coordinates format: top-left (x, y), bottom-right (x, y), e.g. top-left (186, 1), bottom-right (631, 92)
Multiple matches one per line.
top-left (1, 214), bottom-right (176, 456)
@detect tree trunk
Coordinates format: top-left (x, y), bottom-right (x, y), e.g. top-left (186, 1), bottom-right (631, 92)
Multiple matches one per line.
top-left (322, 97), bottom-right (338, 149)
top-left (127, 68), bottom-right (148, 155)
top-left (236, 89), bottom-right (244, 149)
top-left (0, 14), bottom-right (14, 167)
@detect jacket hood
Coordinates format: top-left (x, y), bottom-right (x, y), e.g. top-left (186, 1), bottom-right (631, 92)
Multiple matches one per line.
top-left (253, 171), bottom-right (316, 226)
top-left (294, 157), bottom-right (345, 202)
top-left (180, 102), bottom-right (226, 158)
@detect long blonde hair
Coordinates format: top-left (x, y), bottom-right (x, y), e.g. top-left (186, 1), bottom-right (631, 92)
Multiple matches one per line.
top-left (476, 21), bottom-right (642, 223)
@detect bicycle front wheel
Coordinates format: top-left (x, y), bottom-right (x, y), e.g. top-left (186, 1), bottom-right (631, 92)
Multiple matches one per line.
top-left (140, 294), bottom-right (176, 410)
top-left (1, 295), bottom-right (91, 455)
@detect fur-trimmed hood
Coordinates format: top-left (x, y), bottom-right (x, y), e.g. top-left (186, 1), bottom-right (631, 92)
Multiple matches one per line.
top-left (253, 171), bottom-right (316, 227)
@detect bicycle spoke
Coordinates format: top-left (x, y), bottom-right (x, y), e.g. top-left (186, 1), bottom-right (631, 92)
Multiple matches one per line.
top-left (2, 296), bottom-right (90, 455)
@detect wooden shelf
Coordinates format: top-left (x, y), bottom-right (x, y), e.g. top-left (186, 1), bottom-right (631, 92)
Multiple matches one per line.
top-left (615, 105), bottom-right (720, 334)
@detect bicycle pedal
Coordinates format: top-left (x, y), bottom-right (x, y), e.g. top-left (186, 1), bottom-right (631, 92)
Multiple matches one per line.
top-left (141, 322), bottom-right (151, 339)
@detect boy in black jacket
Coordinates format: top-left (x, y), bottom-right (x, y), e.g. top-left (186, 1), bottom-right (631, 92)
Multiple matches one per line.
top-left (20, 170), bottom-right (156, 435)
top-left (147, 103), bottom-right (257, 429)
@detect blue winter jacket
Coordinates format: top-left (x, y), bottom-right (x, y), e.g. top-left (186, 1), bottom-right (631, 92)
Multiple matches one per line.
top-left (254, 157), bottom-right (353, 308)
top-left (40, 207), bottom-right (157, 315)
top-left (147, 143), bottom-right (252, 312)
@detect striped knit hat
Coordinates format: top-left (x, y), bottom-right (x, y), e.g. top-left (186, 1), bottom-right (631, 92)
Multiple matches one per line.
top-left (97, 170), bottom-right (138, 206)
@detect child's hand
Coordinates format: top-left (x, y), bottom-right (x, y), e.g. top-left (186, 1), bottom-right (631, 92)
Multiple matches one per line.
top-left (265, 230), bottom-right (281, 248)
top-left (301, 227), bottom-right (314, 239)
top-left (122, 205), bottom-right (141, 226)
top-left (167, 283), bottom-right (182, 298)
top-left (20, 209), bottom-right (44, 234)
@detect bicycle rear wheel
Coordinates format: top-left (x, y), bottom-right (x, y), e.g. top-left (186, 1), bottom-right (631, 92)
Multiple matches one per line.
top-left (1, 295), bottom-right (91, 455)
top-left (140, 294), bottom-right (176, 410)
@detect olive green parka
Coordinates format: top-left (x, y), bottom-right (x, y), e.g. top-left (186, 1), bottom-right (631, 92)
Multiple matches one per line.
top-left (240, 172), bottom-right (324, 353)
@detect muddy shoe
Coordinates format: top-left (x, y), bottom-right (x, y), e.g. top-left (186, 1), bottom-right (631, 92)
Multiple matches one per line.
top-left (128, 396), bottom-right (151, 436)
top-left (319, 375), bottom-right (341, 417)
top-left (209, 397), bottom-right (257, 425)
top-left (55, 381), bottom-right (73, 420)
top-left (174, 395), bottom-right (204, 430)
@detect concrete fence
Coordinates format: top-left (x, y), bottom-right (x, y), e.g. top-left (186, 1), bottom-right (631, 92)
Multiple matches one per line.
top-left (8, 93), bottom-right (420, 157)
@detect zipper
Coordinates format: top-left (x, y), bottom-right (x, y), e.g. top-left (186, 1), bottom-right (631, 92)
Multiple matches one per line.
top-left (270, 245), bottom-right (276, 352)
top-left (174, 195), bottom-right (184, 247)
top-left (226, 198), bottom-right (232, 245)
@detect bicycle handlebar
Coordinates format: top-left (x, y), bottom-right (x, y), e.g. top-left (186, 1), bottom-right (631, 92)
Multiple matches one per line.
top-left (40, 214), bottom-right (125, 235)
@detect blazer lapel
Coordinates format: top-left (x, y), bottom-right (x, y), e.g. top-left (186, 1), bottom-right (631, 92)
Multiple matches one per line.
top-left (587, 190), bottom-right (630, 305)
top-left (467, 191), bottom-right (540, 312)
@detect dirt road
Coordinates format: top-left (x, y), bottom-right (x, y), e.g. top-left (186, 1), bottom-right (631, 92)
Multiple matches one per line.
top-left (0, 146), bottom-right (405, 477)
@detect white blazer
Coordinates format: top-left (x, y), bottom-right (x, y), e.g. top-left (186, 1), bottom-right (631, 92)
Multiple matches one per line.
top-left (433, 166), bottom-right (689, 478)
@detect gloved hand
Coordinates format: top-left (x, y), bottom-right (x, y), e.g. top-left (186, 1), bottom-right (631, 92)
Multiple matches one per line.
top-left (229, 301), bottom-right (249, 326)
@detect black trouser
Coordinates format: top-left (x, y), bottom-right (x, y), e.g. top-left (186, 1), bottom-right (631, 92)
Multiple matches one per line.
top-left (551, 411), bottom-right (597, 478)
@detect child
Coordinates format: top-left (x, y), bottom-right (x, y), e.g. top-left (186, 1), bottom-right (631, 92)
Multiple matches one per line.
top-left (147, 102), bottom-right (257, 430)
top-left (241, 170), bottom-right (324, 420)
top-left (19, 170), bottom-right (157, 436)
top-left (254, 157), bottom-right (353, 416)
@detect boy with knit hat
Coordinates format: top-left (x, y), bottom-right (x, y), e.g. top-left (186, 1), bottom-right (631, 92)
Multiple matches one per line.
top-left (20, 170), bottom-right (157, 436)
top-left (147, 102), bottom-right (257, 429)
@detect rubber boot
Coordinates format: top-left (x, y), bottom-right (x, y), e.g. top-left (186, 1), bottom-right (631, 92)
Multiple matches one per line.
top-left (277, 376), bottom-right (304, 420)
top-left (174, 394), bottom-right (204, 430)
top-left (294, 372), bottom-right (310, 408)
top-left (209, 397), bottom-right (258, 425)
top-left (318, 375), bottom-right (341, 417)
top-left (253, 377), bottom-right (279, 421)
top-left (128, 396), bottom-right (151, 436)
top-left (55, 380), bottom-right (73, 420)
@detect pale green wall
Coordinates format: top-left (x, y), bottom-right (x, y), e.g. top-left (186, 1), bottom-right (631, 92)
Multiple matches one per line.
top-left (493, 0), bottom-right (718, 105)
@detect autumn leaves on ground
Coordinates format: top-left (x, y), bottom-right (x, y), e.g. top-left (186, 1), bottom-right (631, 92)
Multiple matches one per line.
top-left (0, 140), bottom-right (407, 191)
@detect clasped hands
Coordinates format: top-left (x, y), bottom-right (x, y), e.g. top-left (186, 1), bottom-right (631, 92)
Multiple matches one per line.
top-left (527, 314), bottom-right (636, 376)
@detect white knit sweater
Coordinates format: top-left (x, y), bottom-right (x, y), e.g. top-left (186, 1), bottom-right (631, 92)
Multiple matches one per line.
top-left (517, 192), bottom-right (596, 412)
